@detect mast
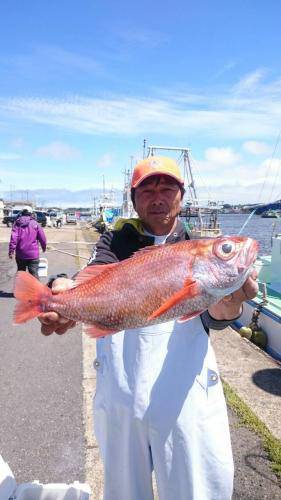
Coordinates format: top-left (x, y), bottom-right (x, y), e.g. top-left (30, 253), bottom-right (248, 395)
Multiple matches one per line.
top-left (146, 145), bottom-right (195, 199)
top-left (183, 150), bottom-right (203, 227)
top-left (143, 139), bottom-right (147, 159)
top-left (146, 144), bottom-right (205, 228)
top-left (102, 175), bottom-right (105, 199)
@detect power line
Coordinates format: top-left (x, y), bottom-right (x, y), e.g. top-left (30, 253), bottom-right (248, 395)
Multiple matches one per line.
top-left (256, 130), bottom-right (281, 204)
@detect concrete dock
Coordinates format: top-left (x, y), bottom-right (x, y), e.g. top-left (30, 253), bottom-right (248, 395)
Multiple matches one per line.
top-left (1, 222), bottom-right (280, 499)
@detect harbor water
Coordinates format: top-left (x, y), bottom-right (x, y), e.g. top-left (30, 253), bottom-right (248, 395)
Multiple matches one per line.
top-left (182, 213), bottom-right (281, 255)
top-left (219, 214), bottom-right (281, 255)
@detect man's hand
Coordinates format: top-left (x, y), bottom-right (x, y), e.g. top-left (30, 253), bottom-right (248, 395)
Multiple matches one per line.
top-left (208, 270), bottom-right (259, 321)
top-left (9, 254), bottom-right (13, 259)
top-left (38, 277), bottom-right (76, 335)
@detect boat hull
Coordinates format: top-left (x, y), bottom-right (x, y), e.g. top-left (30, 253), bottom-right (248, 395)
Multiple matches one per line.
top-left (234, 299), bottom-right (281, 361)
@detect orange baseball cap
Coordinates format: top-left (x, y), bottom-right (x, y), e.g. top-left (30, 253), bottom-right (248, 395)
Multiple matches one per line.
top-left (131, 156), bottom-right (184, 188)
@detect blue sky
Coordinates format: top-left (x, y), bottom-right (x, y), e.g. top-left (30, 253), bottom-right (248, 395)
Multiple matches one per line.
top-left (0, 0), bottom-right (281, 205)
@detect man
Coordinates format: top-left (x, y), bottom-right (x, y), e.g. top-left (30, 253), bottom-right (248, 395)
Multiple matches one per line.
top-left (39, 156), bottom-right (258, 499)
top-left (9, 206), bottom-right (47, 279)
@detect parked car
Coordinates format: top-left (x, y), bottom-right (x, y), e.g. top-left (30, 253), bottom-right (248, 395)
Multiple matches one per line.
top-left (3, 209), bottom-right (21, 227)
top-left (66, 212), bottom-right (77, 224)
top-left (33, 210), bottom-right (47, 227)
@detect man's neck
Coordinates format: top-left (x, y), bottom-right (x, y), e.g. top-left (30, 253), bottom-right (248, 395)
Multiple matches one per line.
top-left (142, 218), bottom-right (177, 236)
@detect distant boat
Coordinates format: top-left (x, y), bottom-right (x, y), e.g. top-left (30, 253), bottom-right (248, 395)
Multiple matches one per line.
top-left (261, 210), bottom-right (280, 218)
top-left (92, 186), bottom-right (121, 233)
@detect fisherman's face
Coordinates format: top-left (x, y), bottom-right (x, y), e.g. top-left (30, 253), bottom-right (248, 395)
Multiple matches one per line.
top-left (134, 175), bottom-right (183, 235)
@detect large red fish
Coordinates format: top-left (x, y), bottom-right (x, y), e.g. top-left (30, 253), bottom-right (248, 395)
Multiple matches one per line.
top-left (13, 236), bottom-right (258, 338)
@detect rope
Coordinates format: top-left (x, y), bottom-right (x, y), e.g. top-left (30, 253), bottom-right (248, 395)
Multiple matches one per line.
top-left (238, 208), bottom-right (257, 235)
top-left (256, 130), bottom-right (281, 204)
top-left (266, 131), bottom-right (281, 203)
top-left (47, 245), bottom-right (91, 260)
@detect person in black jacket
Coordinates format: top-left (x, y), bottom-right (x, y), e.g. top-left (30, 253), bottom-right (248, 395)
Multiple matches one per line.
top-left (39, 156), bottom-right (258, 500)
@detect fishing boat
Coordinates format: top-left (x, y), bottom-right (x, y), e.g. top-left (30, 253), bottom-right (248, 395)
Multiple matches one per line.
top-left (261, 210), bottom-right (280, 218)
top-left (234, 233), bottom-right (281, 361)
top-left (121, 167), bottom-right (137, 219)
top-left (182, 200), bottom-right (222, 238)
top-left (92, 184), bottom-right (121, 233)
top-left (146, 143), bottom-right (223, 238)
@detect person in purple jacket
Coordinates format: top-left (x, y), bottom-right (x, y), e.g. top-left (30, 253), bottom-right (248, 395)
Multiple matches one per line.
top-left (8, 206), bottom-right (47, 279)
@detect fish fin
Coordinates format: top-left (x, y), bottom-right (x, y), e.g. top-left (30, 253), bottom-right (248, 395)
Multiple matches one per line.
top-left (74, 263), bottom-right (118, 286)
top-left (83, 323), bottom-right (119, 339)
top-left (178, 310), bottom-right (205, 322)
top-left (13, 271), bottom-right (51, 324)
top-left (148, 278), bottom-right (199, 321)
top-left (14, 301), bottom-right (42, 324)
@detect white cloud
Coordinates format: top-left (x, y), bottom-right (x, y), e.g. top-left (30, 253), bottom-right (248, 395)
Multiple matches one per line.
top-left (188, 149), bottom-right (281, 205)
top-left (261, 157), bottom-right (281, 169)
top-left (204, 147), bottom-right (240, 166)
top-left (243, 141), bottom-right (272, 155)
top-left (257, 157), bottom-right (281, 182)
top-left (96, 153), bottom-right (114, 168)
top-left (0, 69), bottom-right (281, 143)
top-left (35, 141), bottom-right (80, 161)
top-left (0, 153), bottom-right (21, 160)
top-left (0, 94), bottom-right (278, 140)
top-left (233, 69), bottom-right (266, 93)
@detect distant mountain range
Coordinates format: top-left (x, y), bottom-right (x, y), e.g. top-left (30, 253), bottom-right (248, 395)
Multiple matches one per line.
top-left (0, 188), bottom-right (123, 209)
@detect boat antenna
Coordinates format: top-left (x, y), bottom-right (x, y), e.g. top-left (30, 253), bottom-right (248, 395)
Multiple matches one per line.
top-left (143, 139), bottom-right (146, 159)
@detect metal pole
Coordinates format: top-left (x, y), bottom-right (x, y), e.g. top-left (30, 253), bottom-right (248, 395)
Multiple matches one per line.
top-left (102, 175), bottom-right (105, 198)
top-left (143, 139), bottom-right (146, 159)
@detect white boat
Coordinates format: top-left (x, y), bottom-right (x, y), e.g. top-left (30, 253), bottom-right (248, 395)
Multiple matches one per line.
top-left (234, 234), bottom-right (281, 361)
top-left (261, 210), bottom-right (280, 218)
top-left (91, 179), bottom-right (122, 232)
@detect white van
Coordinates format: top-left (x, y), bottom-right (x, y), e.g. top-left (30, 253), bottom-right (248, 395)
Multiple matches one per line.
top-left (66, 212), bottom-right (77, 224)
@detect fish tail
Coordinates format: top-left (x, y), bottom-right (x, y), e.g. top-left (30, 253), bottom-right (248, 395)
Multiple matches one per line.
top-left (13, 271), bottom-right (52, 324)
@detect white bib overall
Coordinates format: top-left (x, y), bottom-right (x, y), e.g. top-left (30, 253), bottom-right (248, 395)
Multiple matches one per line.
top-left (93, 317), bottom-right (234, 500)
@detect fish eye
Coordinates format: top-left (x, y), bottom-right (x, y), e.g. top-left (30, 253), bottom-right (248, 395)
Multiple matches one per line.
top-left (213, 239), bottom-right (236, 260)
top-left (222, 243), bottom-right (233, 254)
